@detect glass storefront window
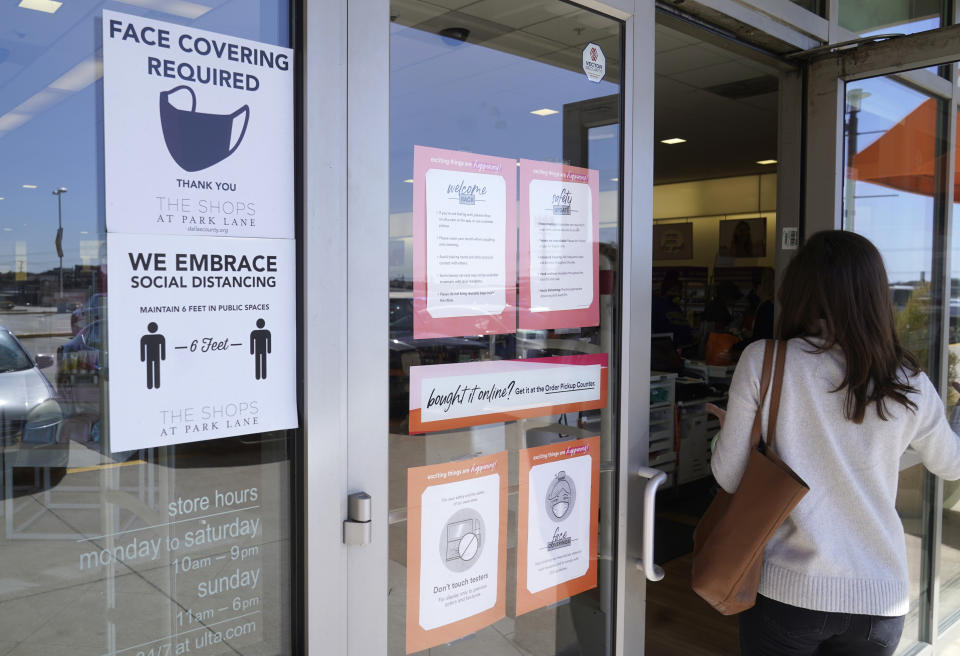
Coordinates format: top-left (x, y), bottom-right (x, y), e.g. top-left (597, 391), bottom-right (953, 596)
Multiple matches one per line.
top-left (837, 0), bottom-right (944, 36)
top-left (0, 3), bottom-right (297, 655)
top-left (843, 73), bottom-right (945, 652)
top-left (940, 101), bottom-right (960, 628)
top-left (387, 2), bottom-right (622, 654)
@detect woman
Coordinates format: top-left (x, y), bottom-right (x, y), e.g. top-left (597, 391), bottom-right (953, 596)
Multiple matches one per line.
top-left (708, 231), bottom-right (960, 655)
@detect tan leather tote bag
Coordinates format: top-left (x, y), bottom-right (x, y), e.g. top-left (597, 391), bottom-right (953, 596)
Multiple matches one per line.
top-left (691, 339), bottom-right (809, 615)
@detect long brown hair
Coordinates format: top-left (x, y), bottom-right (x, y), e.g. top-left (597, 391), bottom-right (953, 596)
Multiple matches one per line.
top-left (777, 230), bottom-right (920, 423)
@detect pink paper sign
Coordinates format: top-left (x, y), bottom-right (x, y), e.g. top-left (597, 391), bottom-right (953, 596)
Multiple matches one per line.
top-left (413, 146), bottom-right (518, 339)
top-left (519, 160), bottom-right (600, 330)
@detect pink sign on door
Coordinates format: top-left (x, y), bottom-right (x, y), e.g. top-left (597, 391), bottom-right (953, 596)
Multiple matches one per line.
top-left (519, 159), bottom-right (600, 330)
top-left (413, 145), bottom-right (517, 339)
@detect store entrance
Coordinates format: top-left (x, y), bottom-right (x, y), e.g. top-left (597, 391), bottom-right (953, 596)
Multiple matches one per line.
top-left (645, 16), bottom-right (785, 656)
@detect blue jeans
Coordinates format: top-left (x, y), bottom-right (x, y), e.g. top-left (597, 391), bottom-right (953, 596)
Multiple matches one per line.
top-left (739, 595), bottom-right (905, 656)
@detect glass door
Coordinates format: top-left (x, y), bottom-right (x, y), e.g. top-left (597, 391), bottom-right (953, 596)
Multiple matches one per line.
top-left (386, 2), bottom-right (625, 653)
top-left (842, 71), bottom-right (950, 654)
top-left (0, 3), bottom-right (300, 655)
top-left (803, 22), bottom-right (960, 650)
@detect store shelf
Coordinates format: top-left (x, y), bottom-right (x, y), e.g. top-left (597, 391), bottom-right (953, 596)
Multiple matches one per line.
top-left (649, 373), bottom-right (678, 489)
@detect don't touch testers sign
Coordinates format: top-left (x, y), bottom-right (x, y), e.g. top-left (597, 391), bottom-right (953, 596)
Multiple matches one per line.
top-left (102, 10), bottom-right (294, 239)
top-left (106, 233), bottom-right (297, 452)
top-left (405, 452), bottom-right (508, 653)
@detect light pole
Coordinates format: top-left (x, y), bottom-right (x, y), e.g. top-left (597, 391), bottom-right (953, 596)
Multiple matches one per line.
top-left (52, 187), bottom-right (67, 306)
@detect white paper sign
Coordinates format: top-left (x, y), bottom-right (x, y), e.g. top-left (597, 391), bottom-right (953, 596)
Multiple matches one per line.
top-left (419, 364), bottom-right (602, 424)
top-left (419, 473), bottom-right (500, 631)
top-left (528, 179), bottom-right (594, 312)
top-left (102, 10), bottom-right (293, 239)
top-left (782, 227), bottom-right (800, 250)
top-left (106, 233), bottom-right (297, 451)
top-left (526, 455), bottom-right (591, 593)
top-left (425, 168), bottom-right (507, 318)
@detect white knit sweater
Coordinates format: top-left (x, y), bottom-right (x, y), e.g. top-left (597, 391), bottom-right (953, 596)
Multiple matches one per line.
top-left (711, 338), bottom-right (960, 617)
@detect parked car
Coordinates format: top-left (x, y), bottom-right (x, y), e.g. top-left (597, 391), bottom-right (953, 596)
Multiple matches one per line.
top-left (0, 326), bottom-right (66, 474)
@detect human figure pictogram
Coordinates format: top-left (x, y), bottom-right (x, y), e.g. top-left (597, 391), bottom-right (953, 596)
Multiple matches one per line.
top-left (250, 318), bottom-right (271, 380)
top-left (140, 322), bottom-right (166, 390)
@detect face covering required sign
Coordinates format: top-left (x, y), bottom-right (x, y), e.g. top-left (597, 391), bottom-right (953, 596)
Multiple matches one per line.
top-left (160, 86), bottom-right (250, 172)
top-left (102, 10), bottom-right (293, 239)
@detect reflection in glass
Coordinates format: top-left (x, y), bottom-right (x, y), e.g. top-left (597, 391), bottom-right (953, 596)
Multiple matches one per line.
top-left (388, 2), bottom-right (622, 654)
top-left (941, 102), bottom-right (960, 627)
top-left (0, 3), bottom-right (295, 655)
top-left (788, 0), bottom-right (823, 15)
top-left (844, 74), bottom-right (943, 652)
top-left (837, 0), bottom-right (943, 36)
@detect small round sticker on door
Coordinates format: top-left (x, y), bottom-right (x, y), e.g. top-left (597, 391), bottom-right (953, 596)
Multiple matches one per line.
top-left (582, 43), bottom-right (606, 83)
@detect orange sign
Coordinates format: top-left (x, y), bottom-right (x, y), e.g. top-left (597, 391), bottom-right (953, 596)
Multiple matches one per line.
top-left (405, 452), bottom-right (508, 653)
top-left (516, 436), bottom-right (601, 615)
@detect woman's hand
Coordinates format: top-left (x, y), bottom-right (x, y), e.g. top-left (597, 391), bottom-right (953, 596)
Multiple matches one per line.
top-left (706, 402), bottom-right (726, 428)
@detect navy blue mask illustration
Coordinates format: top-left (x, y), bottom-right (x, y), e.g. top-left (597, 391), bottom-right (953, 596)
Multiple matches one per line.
top-left (159, 85), bottom-right (249, 172)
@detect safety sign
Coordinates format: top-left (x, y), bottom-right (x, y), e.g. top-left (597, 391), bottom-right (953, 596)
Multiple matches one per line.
top-left (516, 436), bottom-right (600, 615)
top-left (519, 159), bottom-right (600, 330)
top-left (405, 452), bottom-right (508, 653)
top-left (105, 232), bottom-right (297, 452)
top-left (102, 10), bottom-right (294, 239)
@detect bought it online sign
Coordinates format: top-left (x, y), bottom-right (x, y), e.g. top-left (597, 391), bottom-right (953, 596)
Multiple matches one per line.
top-left (408, 354), bottom-right (608, 434)
top-left (102, 10), bottom-right (294, 239)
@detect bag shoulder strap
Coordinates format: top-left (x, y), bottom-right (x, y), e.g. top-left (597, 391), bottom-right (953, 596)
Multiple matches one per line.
top-left (749, 340), bottom-right (776, 449)
top-left (766, 339), bottom-right (788, 450)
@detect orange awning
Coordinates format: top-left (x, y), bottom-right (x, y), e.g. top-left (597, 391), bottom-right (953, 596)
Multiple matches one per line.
top-left (849, 98), bottom-right (959, 201)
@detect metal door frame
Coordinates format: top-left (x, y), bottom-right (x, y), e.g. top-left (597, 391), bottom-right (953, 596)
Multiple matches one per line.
top-left (296, 0), bottom-right (826, 653)
top-left (299, 0), bottom-right (656, 653)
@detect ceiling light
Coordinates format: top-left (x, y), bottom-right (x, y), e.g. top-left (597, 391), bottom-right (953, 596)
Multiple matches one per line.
top-left (530, 108), bottom-right (559, 117)
top-left (661, 138), bottom-right (686, 145)
top-left (0, 113), bottom-right (30, 132)
top-left (50, 57), bottom-right (103, 93)
top-left (114, 0), bottom-right (210, 19)
top-left (438, 27), bottom-right (470, 42)
top-left (19, 0), bottom-right (62, 13)
top-left (2, 228), bottom-right (11, 232)
top-left (404, 179), bottom-right (413, 184)
top-left (610, 178), bottom-right (619, 182)
top-left (22, 184), bottom-right (37, 189)
top-left (756, 159), bottom-right (777, 165)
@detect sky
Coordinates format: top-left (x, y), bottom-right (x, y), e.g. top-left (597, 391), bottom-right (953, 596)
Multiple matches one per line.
top-left (0, 0), bottom-right (288, 274)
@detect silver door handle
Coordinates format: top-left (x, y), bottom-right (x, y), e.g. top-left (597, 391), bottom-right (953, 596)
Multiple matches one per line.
top-left (635, 467), bottom-right (667, 582)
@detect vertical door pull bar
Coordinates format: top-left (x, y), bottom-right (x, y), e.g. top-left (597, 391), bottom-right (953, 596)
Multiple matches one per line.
top-left (635, 467), bottom-right (666, 582)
